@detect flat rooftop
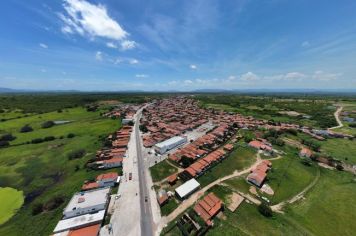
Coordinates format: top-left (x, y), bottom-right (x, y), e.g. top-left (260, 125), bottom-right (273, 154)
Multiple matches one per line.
top-left (155, 136), bottom-right (186, 148)
top-left (175, 178), bottom-right (200, 198)
top-left (53, 210), bottom-right (105, 233)
top-left (64, 187), bottom-right (110, 214)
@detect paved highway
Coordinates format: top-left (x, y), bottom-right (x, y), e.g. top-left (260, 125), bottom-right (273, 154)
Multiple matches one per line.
top-left (135, 110), bottom-right (154, 236)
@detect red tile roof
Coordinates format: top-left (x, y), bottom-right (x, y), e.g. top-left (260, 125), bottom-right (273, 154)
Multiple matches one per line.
top-left (68, 224), bottom-right (100, 236)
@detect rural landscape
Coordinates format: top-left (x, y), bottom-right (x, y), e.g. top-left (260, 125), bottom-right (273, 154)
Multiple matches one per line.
top-left (0, 93), bottom-right (355, 236)
top-left (1, 0), bottom-right (356, 235)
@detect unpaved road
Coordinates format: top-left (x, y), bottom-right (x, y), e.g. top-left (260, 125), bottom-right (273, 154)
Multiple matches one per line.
top-left (328, 106), bottom-right (343, 130)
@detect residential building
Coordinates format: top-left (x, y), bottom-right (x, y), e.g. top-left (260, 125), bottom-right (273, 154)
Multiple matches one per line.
top-left (154, 136), bottom-right (187, 154)
top-left (175, 178), bottom-right (200, 199)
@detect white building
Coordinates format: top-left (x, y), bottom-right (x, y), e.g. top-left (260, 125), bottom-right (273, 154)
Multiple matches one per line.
top-left (53, 210), bottom-right (105, 233)
top-left (63, 187), bottom-right (110, 219)
top-left (175, 178), bottom-right (200, 199)
top-left (154, 136), bottom-right (187, 154)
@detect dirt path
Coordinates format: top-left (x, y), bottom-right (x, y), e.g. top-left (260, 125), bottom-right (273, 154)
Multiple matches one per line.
top-left (328, 106), bottom-right (343, 130)
top-left (157, 153), bottom-right (283, 234)
top-left (271, 167), bottom-right (321, 213)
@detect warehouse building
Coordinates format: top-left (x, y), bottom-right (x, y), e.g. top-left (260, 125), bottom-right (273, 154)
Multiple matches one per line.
top-left (53, 210), bottom-right (105, 234)
top-left (175, 178), bottom-right (200, 199)
top-left (62, 187), bottom-right (110, 219)
top-left (154, 136), bottom-right (187, 154)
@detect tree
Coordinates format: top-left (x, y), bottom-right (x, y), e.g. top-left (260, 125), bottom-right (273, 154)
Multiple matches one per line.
top-left (68, 149), bottom-right (86, 160)
top-left (336, 164), bottom-right (344, 171)
top-left (139, 124), bottom-right (148, 132)
top-left (41, 121), bottom-right (55, 128)
top-left (32, 203), bottom-right (44, 215)
top-left (128, 120), bottom-right (134, 126)
top-left (180, 156), bottom-right (193, 168)
top-left (43, 136), bottom-right (55, 142)
top-left (20, 125), bottom-right (33, 133)
top-left (67, 133), bottom-right (75, 138)
top-left (0, 140), bottom-right (9, 148)
top-left (0, 133), bottom-right (16, 142)
top-left (258, 202), bottom-right (273, 217)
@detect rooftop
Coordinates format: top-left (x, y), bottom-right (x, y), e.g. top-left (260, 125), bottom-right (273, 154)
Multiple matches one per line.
top-left (175, 178), bottom-right (200, 198)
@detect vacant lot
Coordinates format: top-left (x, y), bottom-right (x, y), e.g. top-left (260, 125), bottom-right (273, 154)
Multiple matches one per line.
top-left (284, 168), bottom-right (356, 236)
top-left (0, 107), bottom-right (120, 236)
top-left (0, 187), bottom-right (24, 225)
top-left (150, 160), bottom-right (178, 183)
top-left (197, 147), bottom-right (256, 187)
top-left (319, 138), bottom-right (356, 165)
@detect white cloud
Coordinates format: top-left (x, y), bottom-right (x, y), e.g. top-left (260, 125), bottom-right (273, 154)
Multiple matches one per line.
top-left (184, 80), bottom-right (193, 85)
top-left (129, 59), bottom-right (139, 64)
top-left (95, 51), bottom-right (103, 61)
top-left (302, 41), bottom-right (310, 47)
top-left (312, 70), bottom-right (342, 81)
top-left (284, 72), bottom-right (306, 80)
top-left (190, 64), bottom-right (197, 70)
top-left (39, 43), bottom-right (48, 49)
top-left (106, 42), bottom-right (117, 48)
top-left (135, 74), bottom-right (148, 78)
top-left (121, 40), bottom-right (137, 50)
top-left (60, 0), bottom-right (129, 41)
top-left (240, 72), bottom-right (259, 81)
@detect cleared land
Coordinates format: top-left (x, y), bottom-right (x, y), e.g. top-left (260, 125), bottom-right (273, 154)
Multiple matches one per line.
top-left (0, 187), bottom-right (24, 225)
top-left (150, 159), bottom-right (178, 183)
top-left (0, 107), bottom-right (120, 236)
top-left (197, 146), bottom-right (257, 187)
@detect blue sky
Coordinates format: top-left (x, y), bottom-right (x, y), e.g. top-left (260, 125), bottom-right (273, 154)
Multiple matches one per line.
top-left (0, 0), bottom-right (356, 91)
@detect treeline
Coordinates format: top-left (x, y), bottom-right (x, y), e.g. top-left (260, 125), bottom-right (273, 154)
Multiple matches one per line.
top-left (0, 93), bottom-right (166, 113)
top-left (197, 94), bottom-right (341, 128)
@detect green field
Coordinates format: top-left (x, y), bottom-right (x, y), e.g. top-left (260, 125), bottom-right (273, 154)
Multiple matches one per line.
top-left (284, 168), bottom-right (356, 236)
top-left (197, 147), bottom-right (256, 187)
top-left (0, 187), bottom-right (24, 225)
top-left (319, 138), bottom-right (356, 165)
top-left (0, 107), bottom-right (121, 236)
top-left (150, 160), bottom-right (178, 183)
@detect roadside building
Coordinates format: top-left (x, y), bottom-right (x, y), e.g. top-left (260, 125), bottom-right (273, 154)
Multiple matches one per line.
top-left (247, 160), bottom-right (272, 187)
top-left (167, 173), bottom-right (178, 185)
top-left (154, 136), bottom-right (187, 154)
top-left (96, 157), bottom-right (123, 169)
top-left (62, 187), bottom-right (110, 219)
top-left (193, 193), bottom-right (223, 225)
top-left (96, 172), bottom-right (119, 187)
top-left (53, 210), bottom-right (105, 234)
top-left (157, 189), bottom-right (169, 206)
top-left (299, 147), bottom-right (313, 158)
top-left (175, 178), bottom-right (200, 199)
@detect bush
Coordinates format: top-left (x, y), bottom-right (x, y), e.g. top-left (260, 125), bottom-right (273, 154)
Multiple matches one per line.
top-left (349, 123), bottom-right (356, 128)
top-left (258, 202), bottom-right (273, 217)
top-left (68, 149), bottom-right (86, 160)
top-left (44, 196), bottom-right (65, 211)
top-left (67, 133), bottom-right (75, 138)
top-left (20, 125), bottom-right (33, 133)
top-left (41, 121), bottom-right (55, 129)
top-left (0, 140), bottom-right (10, 148)
top-left (139, 124), bottom-right (148, 132)
top-left (0, 133), bottom-right (16, 142)
top-left (31, 138), bottom-right (44, 144)
top-left (336, 164), bottom-right (344, 171)
top-left (43, 136), bottom-right (55, 142)
top-left (32, 203), bottom-right (44, 215)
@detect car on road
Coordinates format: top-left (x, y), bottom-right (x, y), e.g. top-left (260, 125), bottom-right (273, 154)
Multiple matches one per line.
top-left (129, 172), bottom-right (132, 180)
top-left (115, 194), bottom-right (121, 200)
top-left (145, 196), bottom-right (148, 202)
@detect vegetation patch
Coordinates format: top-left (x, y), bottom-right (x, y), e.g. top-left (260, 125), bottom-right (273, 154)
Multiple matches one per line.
top-left (150, 160), bottom-right (178, 183)
top-left (0, 187), bottom-right (24, 225)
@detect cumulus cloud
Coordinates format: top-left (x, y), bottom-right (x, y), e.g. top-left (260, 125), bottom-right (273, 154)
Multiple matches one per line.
top-left (39, 43), bottom-right (48, 49)
top-left (302, 41), bottom-right (310, 47)
top-left (95, 51), bottom-right (103, 61)
top-left (312, 70), bottom-right (342, 81)
top-left (121, 40), bottom-right (137, 50)
top-left (190, 64), bottom-right (197, 70)
top-left (106, 42), bottom-right (117, 48)
top-left (135, 74), bottom-right (148, 78)
top-left (59, 0), bottom-right (137, 50)
top-left (129, 59), bottom-right (139, 64)
top-left (184, 80), bottom-right (193, 85)
top-left (240, 72), bottom-right (259, 81)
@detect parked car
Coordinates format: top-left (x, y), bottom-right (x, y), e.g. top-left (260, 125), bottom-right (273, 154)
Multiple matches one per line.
top-left (129, 172), bottom-right (132, 180)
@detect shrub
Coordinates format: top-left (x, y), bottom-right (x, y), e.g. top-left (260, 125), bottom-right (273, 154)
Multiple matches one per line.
top-left (20, 125), bottom-right (33, 133)
top-left (336, 164), bottom-right (344, 171)
top-left (258, 202), bottom-right (273, 217)
top-left (31, 138), bottom-right (44, 144)
top-left (67, 133), bottom-right (75, 138)
top-left (0, 140), bottom-right (10, 148)
top-left (68, 149), bottom-right (86, 160)
top-left (0, 133), bottom-right (16, 141)
top-left (43, 136), bottom-right (55, 142)
top-left (349, 123), bottom-right (356, 128)
top-left (44, 196), bottom-right (65, 211)
top-left (32, 203), bottom-right (44, 215)
top-left (41, 121), bottom-right (55, 129)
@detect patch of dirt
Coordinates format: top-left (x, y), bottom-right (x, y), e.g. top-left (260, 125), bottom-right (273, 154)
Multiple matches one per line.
top-left (227, 192), bottom-right (244, 212)
top-left (216, 211), bottom-right (226, 220)
top-left (249, 186), bottom-right (258, 195)
top-left (318, 163), bottom-right (334, 170)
